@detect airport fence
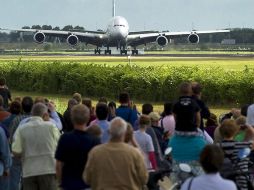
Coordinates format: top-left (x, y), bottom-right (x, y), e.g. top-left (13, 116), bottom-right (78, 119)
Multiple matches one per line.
top-left (1, 60), bottom-right (254, 105)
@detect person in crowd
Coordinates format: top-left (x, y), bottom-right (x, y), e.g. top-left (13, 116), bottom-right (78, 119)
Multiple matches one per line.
top-left (82, 98), bottom-right (96, 125)
top-left (247, 103), bottom-right (254, 127)
top-left (219, 119), bottom-right (252, 190)
top-left (142, 103), bottom-right (153, 115)
top-left (0, 96), bottom-right (10, 122)
top-left (173, 82), bottom-right (201, 132)
top-left (149, 112), bottom-right (165, 152)
top-left (7, 96), bottom-right (33, 190)
top-left (181, 145), bottom-right (237, 190)
top-left (55, 104), bottom-right (100, 190)
top-left (234, 116), bottom-right (254, 142)
top-left (108, 101), bottom-right (116, 121)
top-left (134, 115), bottom-right (157, 170)
top-left (84, 117), bottom-right (148, 190)
top-left (0, 125), bottom-right (11, 190)
top-left (86, 124), bottom-right (102, 139)
top-left (124, 123), bottom-right (139, 148)
top-left (63, 98), bottom-right (78, 132)
top-left (12, 103), bottom-right (60, 190)
top-left (72, 92), bottom-right (82, 104)
top-left (1, 101), bottom-right (22, 136)
top-left (0, 77), bottom-right (12, 110)
top-left (89, 102), bottom-right (110, 143)
top-left (204, 113), bottom-right (218, 139)
top-left (191, 82), bottom-right (210, 131)
top-left (159, 102), bottom-right (175, 141)
top-left (18, 97), bottom-right (63, 131)
top-left (116, 92), bottom-right (138, 128)
top-left (241, 104), bottom-right (249, 117)
top-left (98, 97), bottom-right (107, 104)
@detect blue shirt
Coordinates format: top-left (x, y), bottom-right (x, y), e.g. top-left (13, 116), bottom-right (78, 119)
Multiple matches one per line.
top-left (169, 134), bottom-right (206, 162)
top-left (0, 126), bottom-right (11, 175)
top-left (116, 106), bottom-right (138, 127)
top-left (91, 120), bottom-right (110, 143)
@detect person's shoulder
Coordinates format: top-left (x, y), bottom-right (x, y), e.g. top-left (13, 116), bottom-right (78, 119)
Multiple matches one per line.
top-left (221, 178), bottom-right (237, 189)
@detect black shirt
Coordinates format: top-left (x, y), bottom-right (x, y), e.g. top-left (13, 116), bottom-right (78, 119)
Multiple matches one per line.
top-left (173, 96), bottom-right (200, 132)
top-left (0, 88), bottom-right (11, 109)
top-left (55, 130), bottom-right (100, 190)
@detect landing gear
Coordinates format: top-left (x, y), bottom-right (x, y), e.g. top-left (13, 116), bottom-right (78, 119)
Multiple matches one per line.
top-left (132, 50), bottom-right (138, 55)
top-left (120, 49), bottom-right (127, 55)
top-left (104, 49), bottom-right (112, 55)
top-left (94, 48), bottom-right (101, 55)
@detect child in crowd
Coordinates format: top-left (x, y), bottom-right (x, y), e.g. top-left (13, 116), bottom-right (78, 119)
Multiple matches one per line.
top-left (219, 119), bottom-right (252, 190)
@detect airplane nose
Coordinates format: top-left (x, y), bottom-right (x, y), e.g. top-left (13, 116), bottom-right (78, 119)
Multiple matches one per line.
top-left (113, 27), bottom-right (128, 39)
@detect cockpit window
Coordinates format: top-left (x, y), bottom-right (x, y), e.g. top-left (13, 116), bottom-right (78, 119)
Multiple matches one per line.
top-left (114, 24), bottom-right (125, 27)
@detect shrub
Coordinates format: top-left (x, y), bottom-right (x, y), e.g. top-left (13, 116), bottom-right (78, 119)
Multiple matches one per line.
top-left (1, 60), bottom-right (253, 105)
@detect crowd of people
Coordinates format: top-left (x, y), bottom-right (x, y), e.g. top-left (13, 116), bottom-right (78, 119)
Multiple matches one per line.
top-left (1, 77), bottom-right (254, 190)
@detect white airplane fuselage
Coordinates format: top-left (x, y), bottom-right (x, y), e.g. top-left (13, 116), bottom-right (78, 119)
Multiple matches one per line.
top-left (105, 16), bottom-right (129, 47)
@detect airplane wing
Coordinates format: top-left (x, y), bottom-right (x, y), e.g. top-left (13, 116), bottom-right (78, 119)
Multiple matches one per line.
top-left (127, 29), bottom-right (230, 47)
top-left (0, 28), bottom-right (107, 46)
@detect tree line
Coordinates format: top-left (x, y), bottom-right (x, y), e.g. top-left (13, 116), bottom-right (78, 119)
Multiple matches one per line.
top-left (0, 25), bottom-right (254, 44)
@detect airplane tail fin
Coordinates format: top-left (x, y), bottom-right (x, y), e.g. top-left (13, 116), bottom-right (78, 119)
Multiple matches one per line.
top-left (112, 0), bottom-right (116, 17)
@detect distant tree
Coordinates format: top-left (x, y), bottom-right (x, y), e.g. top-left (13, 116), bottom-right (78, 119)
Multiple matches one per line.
top-left (74, 26), bottom-right (85, 32)
top-left (42, 25), bottom-right (52, 30)
top-left (31, 25), bottom-right (42, 29)
top-left (22, 26), bottom-right (31, 29)
top-left (53, 26), bottom-right (60, 30)
top-left (62, 25), bottom-right (73, 31)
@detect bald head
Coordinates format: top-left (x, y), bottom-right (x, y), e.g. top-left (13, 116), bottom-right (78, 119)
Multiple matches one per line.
top-left (109, 117), bottom-right (127, 141)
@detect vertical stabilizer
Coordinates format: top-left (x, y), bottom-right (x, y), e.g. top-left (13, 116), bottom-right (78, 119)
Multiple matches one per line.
top-left (112, 0), bottom-right (116, 17)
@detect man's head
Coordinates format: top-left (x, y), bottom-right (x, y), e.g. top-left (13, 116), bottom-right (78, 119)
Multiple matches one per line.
top-left (73, 93), bottom-right (82, 104)
top-left (200, 145), bottom-right (224, 174)
top-left (31, 103), bottom-right (49, 119)
top-left (219, 119), bottom-right (240, 139)
top-left (67, 98), bottom-right (78, 109)
top-left (191, 82), bottom-right (202, 96)
top-left (82, 98), bottom-right (92, 109)
top-left (10, 101), bottom-right (22, 115)
top-left (0, 77), bottom-right (6, 86)
top-left (119, 92), bottom-right (130, 104)
top-left (96, 102), bottom-right (108, 120)
top-left (139, 114), bottom-right (151, 129)
top-left (109, 117), bottom-right (127, 141)
top-left (22, 96), bottom-right (34, 114)
top-left (163, 102), bottom-right (173, 116)
top-left (142, 103), bottom-right (153, 115)
top-left (71, 104), bottom-right (90, 126)
top-left (179, 82), bottom-right (192, 96)
top-left (149, 112), bottom-right (160, 126)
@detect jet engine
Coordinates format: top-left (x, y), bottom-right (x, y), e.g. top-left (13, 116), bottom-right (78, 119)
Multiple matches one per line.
top-left (33, 32), bottom-right (45, 44)
top-left (67, 34), bottom-right (79, 46)
top-left (156, 36), bottom-right (168, 47)
top-left (188, 33), bottom-right (199, 44)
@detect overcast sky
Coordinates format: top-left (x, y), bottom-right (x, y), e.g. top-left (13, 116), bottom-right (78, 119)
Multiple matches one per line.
top-left (0, 0), bottom-right (253, 31)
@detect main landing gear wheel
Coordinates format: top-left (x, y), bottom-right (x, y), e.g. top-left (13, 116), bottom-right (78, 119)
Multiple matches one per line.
top-left (132, 50), bottom-right (138, 55)
top-left (104, 50), bottom-right (112, 55)
top-left (120, 50), bottom-right (127, 55)
top-left (94, 49), bottom-right (101, 55)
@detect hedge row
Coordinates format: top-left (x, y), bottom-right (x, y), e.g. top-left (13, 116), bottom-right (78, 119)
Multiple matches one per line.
top-left (1, 60), bottom-right (254, 105)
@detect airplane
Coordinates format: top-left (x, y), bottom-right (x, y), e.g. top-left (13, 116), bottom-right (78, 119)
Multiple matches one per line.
top-left (1, 0), bottom-right (229, 55)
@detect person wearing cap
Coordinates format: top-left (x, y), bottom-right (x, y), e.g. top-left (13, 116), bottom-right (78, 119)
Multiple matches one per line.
top-left (149, 112), bottom-right (165, 152)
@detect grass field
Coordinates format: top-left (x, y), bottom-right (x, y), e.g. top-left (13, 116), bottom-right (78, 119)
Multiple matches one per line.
top-left (1, 55), bottom-right (254, 71)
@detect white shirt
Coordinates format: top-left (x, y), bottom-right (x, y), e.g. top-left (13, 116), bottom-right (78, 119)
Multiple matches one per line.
top-left (247, 104), bottom-right (254, 126)
top-left (181, 173), bottom-right (237, 190)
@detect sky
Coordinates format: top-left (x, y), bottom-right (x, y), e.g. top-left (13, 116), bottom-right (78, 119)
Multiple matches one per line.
top-left (0, 0), bottom-right (253, 32)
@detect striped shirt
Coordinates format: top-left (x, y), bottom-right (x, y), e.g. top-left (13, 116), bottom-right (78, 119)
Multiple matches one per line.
top-left (220, 140), bottom-right (252, 190)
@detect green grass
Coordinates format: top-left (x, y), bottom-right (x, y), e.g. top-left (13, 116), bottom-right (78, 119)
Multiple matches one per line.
top-left (0, 55), bottom-right (254, 71)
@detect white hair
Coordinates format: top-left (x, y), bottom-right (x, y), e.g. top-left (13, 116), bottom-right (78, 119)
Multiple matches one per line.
top-left (31, 103), bottom-right (48, 117)
top-left (109, 117), bottom-right (127, 139)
